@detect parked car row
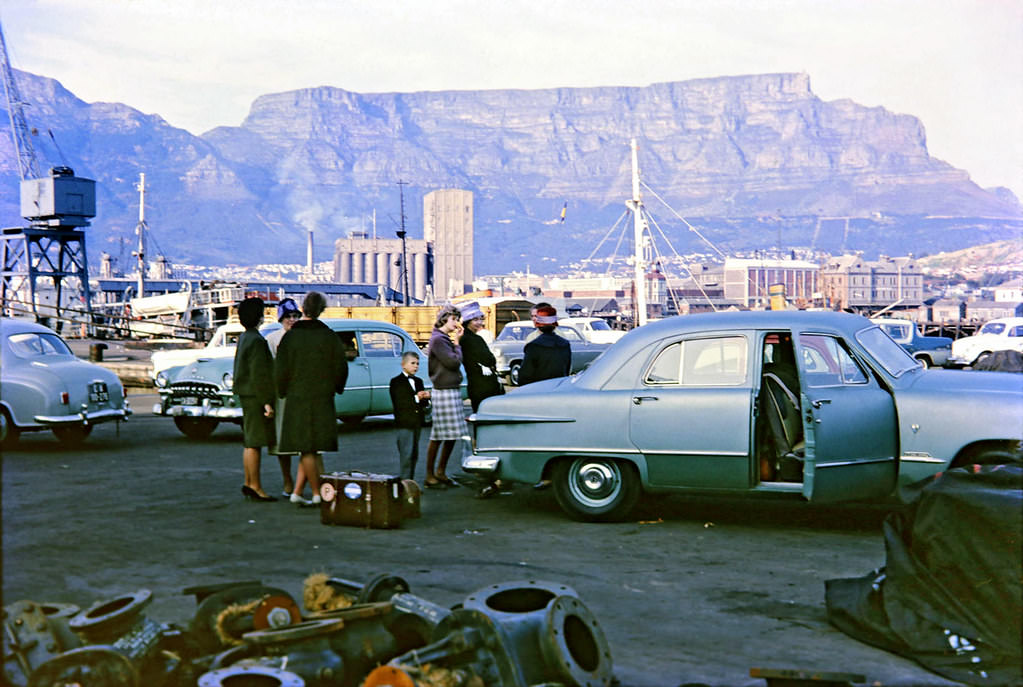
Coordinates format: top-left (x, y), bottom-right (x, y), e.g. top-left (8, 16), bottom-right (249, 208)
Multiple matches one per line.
top-left (949, 316), bottom-right (1023, 367)
top-left (152, 319), bottom-right (440, 438)
top-left (870, 317), bottom-right (953, 368)
top-left (489, 318), bottom-right (615, 385)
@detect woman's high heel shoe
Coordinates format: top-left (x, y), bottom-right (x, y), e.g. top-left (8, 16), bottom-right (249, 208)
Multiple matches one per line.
top-left (241, 485), bottom-right (278, 502)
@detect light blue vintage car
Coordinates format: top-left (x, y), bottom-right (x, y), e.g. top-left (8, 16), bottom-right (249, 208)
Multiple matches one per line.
top-left (153, 319), bottom-right (432, 439)
top-left (464, 311), bottom-right (1023, 521)
top-left (0, 318), bottom-right (132, 446)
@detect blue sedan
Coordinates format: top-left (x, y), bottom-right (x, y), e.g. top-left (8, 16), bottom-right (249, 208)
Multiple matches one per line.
top-left (463, 311), bottom-right (1022, 521)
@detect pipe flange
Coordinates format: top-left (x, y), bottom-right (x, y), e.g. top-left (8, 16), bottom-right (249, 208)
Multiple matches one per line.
top-left (68, 590), bottom-right (152, 643)
top-left (197, 664), bottom-right (304, 687)
top-left (463, 580), bottom-right (578, 621)
top-left (540, 596), bottom-right (613, 687)
top-left (190, 585), bottom-right (294, 655)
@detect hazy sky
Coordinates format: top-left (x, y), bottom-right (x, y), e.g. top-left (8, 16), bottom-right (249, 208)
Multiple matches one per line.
top-left (2, 0), bottom-right (1021, 198)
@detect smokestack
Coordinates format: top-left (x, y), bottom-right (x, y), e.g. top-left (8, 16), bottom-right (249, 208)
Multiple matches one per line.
top-left (307, 229), bottom-right (314, 276)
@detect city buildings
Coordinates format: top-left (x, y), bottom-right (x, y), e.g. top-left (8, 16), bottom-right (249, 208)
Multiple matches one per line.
top-left (332, 232), bottom-right (431, 303)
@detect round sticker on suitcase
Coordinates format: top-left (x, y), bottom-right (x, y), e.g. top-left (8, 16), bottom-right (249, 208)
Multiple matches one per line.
top-left (320, 482), bottom-right (336, 502)
top-left (343, 482), bottom-right (363, 500)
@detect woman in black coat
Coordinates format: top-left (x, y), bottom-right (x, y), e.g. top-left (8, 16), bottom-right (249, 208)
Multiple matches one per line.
top-left (275, 291), bottom-right (348, 505)
top-left (234, 297), bottom-right (277, 501)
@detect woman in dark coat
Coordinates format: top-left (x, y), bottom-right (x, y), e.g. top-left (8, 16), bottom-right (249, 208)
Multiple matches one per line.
top-left (458, 301), bottom-right (503, 412)
top-left (234, 297), bottom-right (277, 501)
top-left (275, 291), bottom-right (348, 505)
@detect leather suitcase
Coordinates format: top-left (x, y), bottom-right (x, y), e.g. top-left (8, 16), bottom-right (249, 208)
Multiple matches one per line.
top-left (319, 471), bottom-right (404, 529)
top-left (400, 479), bottom-right (421, 519)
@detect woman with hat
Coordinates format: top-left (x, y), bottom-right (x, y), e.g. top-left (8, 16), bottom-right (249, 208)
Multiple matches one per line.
top-left (424, 304), bottom-right (467, 489)
top-left (265, 298), bottom-right (305, 500)
top-left (459, 301), bottom-right (504, 413)
top-left (459, 301), bottom-right (506, 498)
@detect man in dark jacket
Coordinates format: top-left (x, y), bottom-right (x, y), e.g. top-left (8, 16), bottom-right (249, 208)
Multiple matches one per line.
top-left (275, 291), bottom-right (348, 505)
top-left (518, 304), bottom-right (571, 385)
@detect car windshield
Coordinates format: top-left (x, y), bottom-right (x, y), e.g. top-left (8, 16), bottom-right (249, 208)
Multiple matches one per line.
top-left (979, 322), bottom-right (1006, 335)
top-left (855, 326), bottom-right (919, 377)
top-left (7, 332), bottom-right (74, 358)
top-left (588, 320), bottom-right (611, 331)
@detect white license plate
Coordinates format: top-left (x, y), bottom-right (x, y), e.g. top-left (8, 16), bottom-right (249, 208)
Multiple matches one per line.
top-left (179, 396), bottom-right (199, 406)
top-left (89, 382), bottom-right (109, 402)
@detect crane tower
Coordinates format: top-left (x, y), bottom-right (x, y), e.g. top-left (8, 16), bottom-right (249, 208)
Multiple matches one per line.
top-left (1, 19), bottom-right (94, 327)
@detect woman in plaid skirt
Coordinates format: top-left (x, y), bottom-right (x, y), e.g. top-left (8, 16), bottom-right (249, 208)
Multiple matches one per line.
top-left (424, 304), bottom-right (467, 489)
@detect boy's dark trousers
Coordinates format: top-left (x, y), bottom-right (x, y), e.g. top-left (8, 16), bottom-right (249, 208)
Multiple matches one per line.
top-left (396, 426), bottom-right (421, 480)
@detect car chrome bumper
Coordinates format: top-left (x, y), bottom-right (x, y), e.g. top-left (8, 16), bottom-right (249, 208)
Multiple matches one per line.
top-left (153, 402), bottom-right (242, 419)
top-left (462, 454), bottom-right (500, 474)
top-left (35, 403), bottom-right (132, 426)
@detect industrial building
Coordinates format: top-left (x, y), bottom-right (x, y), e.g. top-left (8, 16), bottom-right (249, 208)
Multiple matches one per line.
top-left (332, 232), bottom-right (431, 303)
top-left (424, 189), bottom-right (474, 299)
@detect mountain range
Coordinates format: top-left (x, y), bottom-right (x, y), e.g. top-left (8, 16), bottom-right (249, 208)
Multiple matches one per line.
top-left (1, 69), bottom-right (1019, 275)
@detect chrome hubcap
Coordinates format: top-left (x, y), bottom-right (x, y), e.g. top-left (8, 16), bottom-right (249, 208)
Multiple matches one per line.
top-left (568, 460), bottom-right (621, 507)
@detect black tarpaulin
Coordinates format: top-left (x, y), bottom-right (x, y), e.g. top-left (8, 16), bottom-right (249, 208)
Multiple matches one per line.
top-left (825, 464), bottom-right (1023, 686)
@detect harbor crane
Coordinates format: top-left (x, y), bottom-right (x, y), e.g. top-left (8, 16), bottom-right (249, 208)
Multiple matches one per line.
top-left (1, 19), bottom-right (94, 328)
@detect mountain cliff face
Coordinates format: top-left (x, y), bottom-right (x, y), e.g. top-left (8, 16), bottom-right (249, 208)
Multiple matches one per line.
top-left (1, 70), bottom-right (1019, 272)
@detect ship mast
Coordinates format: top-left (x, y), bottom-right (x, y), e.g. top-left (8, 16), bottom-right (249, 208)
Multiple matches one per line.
top-left (134, 173), bottom-right (148, 299)
top-left (627, 138), bottom-right (648, 327)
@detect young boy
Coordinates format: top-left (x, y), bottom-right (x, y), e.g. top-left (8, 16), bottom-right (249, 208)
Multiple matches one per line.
top-left (389, 351), bottom-right (430, 480)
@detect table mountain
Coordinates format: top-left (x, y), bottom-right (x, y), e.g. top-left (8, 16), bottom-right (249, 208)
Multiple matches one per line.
top-left (1, 70), bottom-right (1019, 273)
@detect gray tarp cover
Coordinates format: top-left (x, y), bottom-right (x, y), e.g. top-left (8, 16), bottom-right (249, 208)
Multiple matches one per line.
top-left (825, 464), bottom-right (1023, 686)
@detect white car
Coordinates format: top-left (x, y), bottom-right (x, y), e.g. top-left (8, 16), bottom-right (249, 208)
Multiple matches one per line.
top-left (1, 318), bottom-right (132, 446)
top-left (560, 316), bottom-right (625, 344)
top-left (150, 322), bottom-right (246, 380)
top-left (949, 317), bottom-right (1023, 367)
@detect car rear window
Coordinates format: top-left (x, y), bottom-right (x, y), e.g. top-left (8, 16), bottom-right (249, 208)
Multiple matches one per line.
top-left (7, 332), bottom-right (73, 358)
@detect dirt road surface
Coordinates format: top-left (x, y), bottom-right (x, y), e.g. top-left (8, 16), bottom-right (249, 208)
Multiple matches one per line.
top-left (1, 392), bottom-right (962, 686)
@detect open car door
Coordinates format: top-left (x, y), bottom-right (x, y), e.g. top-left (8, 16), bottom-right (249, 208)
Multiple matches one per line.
top-left (796, 333), bottom-right (898, 502)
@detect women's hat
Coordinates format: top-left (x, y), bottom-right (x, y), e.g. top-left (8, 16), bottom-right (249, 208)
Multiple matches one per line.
top-left (276, 298), bottom-right (300, 322)
top-left (460, 301), bottom-right (484, 323)
top-left (534, 305), bottom-right (558, 326)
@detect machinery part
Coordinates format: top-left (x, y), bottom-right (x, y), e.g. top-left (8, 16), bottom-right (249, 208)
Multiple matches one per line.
top-left (173, 416), bottom-right (218, 439)
top-left (304, 573), bottom-right (410, 614)
top-left (362, 665), bottom-right (416, 687)
top-left (552, 457), bottom-right (640, 522)
top-left (364, 663), bottom-right (477, 686)
top-left (3, 601), bottom-right (81, 687)
top-left (190, 584), bottom-right (297, 656)
top-left (52, 424), bottom-right (94, 446)
top-left (69, 590), bottom-right (153, 645)
top-left (198, 664), bottom-right (305, 687)
top-left (458, 583), bottom-right (611, 686)
top-left (183, 580), bottom-right (263, 605)
top-left (252, 595), bottom-right (302, 631)
top-left (27, 646), bottom-right (138, 687)
top-left (389, 608), bottom-right (525, 686)
top-left (242, 618), bottom-right (345, 646)
top-left (356, 574), bottom-right (411, 605)
top-left (386, 593), bottom-right (454, 651)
